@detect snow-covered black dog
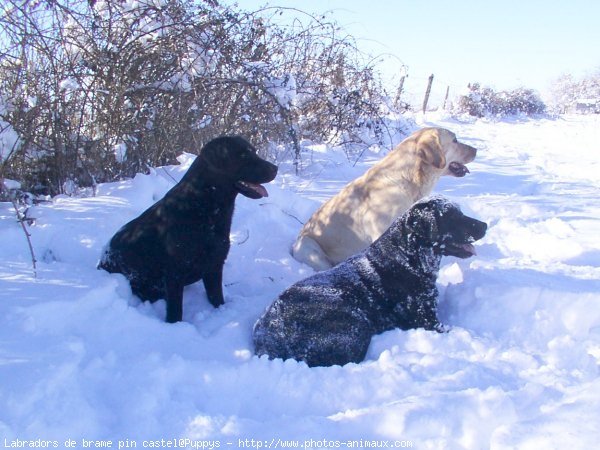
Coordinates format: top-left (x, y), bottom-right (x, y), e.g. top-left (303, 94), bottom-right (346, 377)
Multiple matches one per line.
top-left (253, 196), bottom-right (487, 367)
top-left (99, 136), bottom-right (277, 323)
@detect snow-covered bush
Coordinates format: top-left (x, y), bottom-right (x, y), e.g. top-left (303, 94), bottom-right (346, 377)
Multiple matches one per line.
top-left (0, 0), bottom-right (402, 195)
top-left (548, 72), bottom-right (600, 114)
top-left (455, 83), bottom-right (546, 118)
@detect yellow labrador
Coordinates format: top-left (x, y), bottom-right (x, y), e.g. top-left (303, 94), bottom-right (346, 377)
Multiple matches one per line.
top-left (292, 127), bottom-right (477, 270)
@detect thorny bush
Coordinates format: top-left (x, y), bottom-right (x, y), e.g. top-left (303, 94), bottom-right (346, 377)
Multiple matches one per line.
top-left (0, 0), bottom-right (406, 195)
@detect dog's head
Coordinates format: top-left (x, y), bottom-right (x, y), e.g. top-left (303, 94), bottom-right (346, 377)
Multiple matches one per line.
top-left (414, 127), bottom-right (477, 178)
top-left (404, 196), bottom-right (487, 259)
top-left (190, 136), bottom-right (278, 199)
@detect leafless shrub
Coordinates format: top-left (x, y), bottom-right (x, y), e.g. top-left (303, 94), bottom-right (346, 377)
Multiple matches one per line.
top-left (0, 0), bottom-right (404, 194)
top-left (0, 178), bottom-right (37, 277)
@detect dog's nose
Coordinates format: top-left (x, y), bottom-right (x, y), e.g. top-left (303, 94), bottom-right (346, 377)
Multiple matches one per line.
top-left (472, 219), bottom-right (487, 239)
top-left (268, 162), bottom-right (279, 178)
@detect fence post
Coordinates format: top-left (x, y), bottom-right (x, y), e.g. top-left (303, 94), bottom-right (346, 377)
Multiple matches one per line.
top-left (442, 85), bottom-right (450, 110)
top-left (422, 74), bottom-right (434, 113)
top-left (394, 75), bottom-right (406, 108)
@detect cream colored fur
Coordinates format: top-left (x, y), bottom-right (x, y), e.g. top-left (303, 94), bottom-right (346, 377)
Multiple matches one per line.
top-left (292, 127), bottom-right (477, 270)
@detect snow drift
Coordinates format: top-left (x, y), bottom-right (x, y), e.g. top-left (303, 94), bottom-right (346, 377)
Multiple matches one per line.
top-left (1, 114), bottom-right (599, 448)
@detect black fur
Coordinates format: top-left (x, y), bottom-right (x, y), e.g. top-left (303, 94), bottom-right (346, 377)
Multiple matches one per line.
top-left (253, 196), bottom-right (487, 367)
top-left (98, 136), bottom-right (278, 323)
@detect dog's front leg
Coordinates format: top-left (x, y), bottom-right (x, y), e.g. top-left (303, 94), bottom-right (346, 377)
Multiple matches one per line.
top-left (165, 278), bottom-right (185, 323)
top-left (202, 266), bottom-right (225, 308)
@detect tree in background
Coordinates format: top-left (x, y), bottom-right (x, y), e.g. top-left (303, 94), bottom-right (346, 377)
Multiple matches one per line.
top-left (454, 83), bottom-right (546, 118)
top-left (548, 72), bottom-right (600, 114)
top-left (0, 0), bottom-right (403, 196)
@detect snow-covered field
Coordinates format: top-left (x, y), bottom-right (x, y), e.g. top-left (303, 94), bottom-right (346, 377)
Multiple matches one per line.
top-left (1, 114), bottom-right (599, 449)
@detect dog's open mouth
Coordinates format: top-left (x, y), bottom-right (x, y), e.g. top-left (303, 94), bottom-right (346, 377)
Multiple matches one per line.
top-left (235, 181), bottom-right (269, 199)
top-left (448, 161), bottom-right (470, 177)
top-left (440, 242), bottom-right (476, 258)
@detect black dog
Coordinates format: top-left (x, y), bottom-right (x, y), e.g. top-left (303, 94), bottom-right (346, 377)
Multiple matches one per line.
top-left (99, 136), bottom-right (278, 323)
top-left (253, 196), bottom-right (487, 367)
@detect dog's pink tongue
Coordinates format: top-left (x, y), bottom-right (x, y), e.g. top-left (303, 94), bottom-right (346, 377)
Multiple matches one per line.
top-left (248, 183), bottom-right (269, 197)
top-left (462, 243), bottom-right (476, 256)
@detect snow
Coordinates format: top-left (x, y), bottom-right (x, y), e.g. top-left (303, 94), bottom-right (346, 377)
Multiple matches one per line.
top-left (59, 79), bottom-right (81, 92)
top-left (1, 114), bottom-right (600, 448)
top-left (2, 179), bottom-right (21, 191)
top-left (265, 74), bottom-right (297, 109)
top-left (113, 142), bottom-right (128, 163)
top-left (0, 95), bottom-right (19, 162)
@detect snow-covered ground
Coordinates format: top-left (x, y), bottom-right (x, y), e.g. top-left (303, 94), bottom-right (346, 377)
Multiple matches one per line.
top-left (1, 114), bottom-right (599, 449)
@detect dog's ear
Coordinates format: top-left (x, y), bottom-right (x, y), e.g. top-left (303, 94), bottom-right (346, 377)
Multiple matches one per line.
top-left (417, 134), bottom-right (446, 169)
top-left (404, 201), bottom-right (439, 242)
top-left (200, 146), bottom-right (227, 172)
